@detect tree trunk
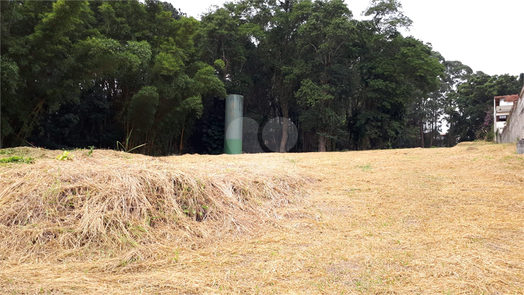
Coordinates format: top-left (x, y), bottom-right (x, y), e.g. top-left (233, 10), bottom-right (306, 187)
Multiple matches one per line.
top-left (420, 122), bottom-right (425, 148)
top-left (279, 106), bottom-right (289, 153)
top-left (318, 135), bottom-right (327, 152)
top-left (179, 121), bottom-right (185, 154)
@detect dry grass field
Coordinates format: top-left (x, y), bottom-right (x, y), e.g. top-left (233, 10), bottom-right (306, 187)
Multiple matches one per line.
top-left (1, 142), bottom-right (523, 294)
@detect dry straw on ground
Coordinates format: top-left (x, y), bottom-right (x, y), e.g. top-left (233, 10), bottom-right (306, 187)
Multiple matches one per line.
top-left (0, 148), bottom-right (305, 267)
top-left (1, 142), bottom-right (523, 294)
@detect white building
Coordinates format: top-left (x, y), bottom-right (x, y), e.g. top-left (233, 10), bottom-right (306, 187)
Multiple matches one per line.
top-left (493, 94), bottom-right (519, 134)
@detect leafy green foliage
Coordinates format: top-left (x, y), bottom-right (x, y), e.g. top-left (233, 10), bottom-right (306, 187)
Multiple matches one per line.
top-left (1, 0), bottom-right (225, 154)
top-left (1, 0), bottom-right (508, 153)
top-left (127, 86), bottom-right (159, 133)
top-left (0, 156), bottom-right (34, 164)
top-left (364, 0), bottom-right (412, 35)
top-left (116, 130), bottom-right (147, 153)
top-left (56, 151), bottom-right (74, 161)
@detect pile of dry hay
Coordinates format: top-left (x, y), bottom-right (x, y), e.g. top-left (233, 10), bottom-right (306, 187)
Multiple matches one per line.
top-left (0, 148), bottom-right (305, 264)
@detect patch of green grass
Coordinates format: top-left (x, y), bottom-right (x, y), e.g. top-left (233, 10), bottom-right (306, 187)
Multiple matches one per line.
top-left (172, 248), bottom-right (180, 263)
top-left (356, 164), bottom-right (372, 172)
top-left (0, 148), bottom-right (16, 155)
top-left (501, 155), bottom-right (523, 162)
top-left (0, 156), bottom-right (34, 164)
top-left (345, 188), bottom-right (362, 195)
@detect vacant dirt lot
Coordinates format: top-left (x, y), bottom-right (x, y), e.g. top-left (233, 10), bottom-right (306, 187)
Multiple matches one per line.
top-left (1, 142), bottom-right (523, 294)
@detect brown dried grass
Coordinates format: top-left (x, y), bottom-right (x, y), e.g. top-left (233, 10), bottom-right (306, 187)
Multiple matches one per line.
top-left (1, 142), bottom-right (523, 294)
top-left (0, 148), bottom-right (305, 267)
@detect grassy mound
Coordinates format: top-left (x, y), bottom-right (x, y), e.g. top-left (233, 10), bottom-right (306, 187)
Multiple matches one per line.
top-left (0, 148), bottom-right (305, 264)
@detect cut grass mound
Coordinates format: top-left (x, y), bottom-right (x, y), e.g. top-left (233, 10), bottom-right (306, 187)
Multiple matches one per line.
top-left (0, 148), bottom-right (305, 264)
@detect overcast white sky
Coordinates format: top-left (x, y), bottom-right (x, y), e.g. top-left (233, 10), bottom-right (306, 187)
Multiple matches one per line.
top-left (167, 0), bottom-right (523, 76)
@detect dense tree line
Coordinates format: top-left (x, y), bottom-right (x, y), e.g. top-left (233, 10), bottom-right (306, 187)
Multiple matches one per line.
top-left (1, 0), bottom-right (522, 154)
top-left (1, 0), bottom-right (225, 154)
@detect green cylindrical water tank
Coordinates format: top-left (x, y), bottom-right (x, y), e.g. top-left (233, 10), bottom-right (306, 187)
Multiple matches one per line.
top-left (224, 94), bottom-right (244, 154)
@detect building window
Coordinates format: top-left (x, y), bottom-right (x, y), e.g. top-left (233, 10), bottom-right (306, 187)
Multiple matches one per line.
top-left (497, 115), bottom-right (507, 122)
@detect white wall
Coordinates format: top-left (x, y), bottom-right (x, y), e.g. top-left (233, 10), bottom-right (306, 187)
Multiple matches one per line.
top-left (496, 87), bottom-right (524, 143)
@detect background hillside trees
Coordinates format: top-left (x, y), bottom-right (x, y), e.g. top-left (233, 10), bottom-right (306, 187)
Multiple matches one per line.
top-left (1, 0), bottom-right (520, 153)
top-left (1, 0), bottom-right (225, 154)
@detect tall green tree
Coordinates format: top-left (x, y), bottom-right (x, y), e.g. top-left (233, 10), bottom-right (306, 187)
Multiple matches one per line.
top-left (294, 0), bottom-right (356, 151)
top-left (431, 57), bottom-right (472, 147)
top-left (1, 0), bottom-right (94, 146)
top-left (348, 0), bottom-right (443, 149)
